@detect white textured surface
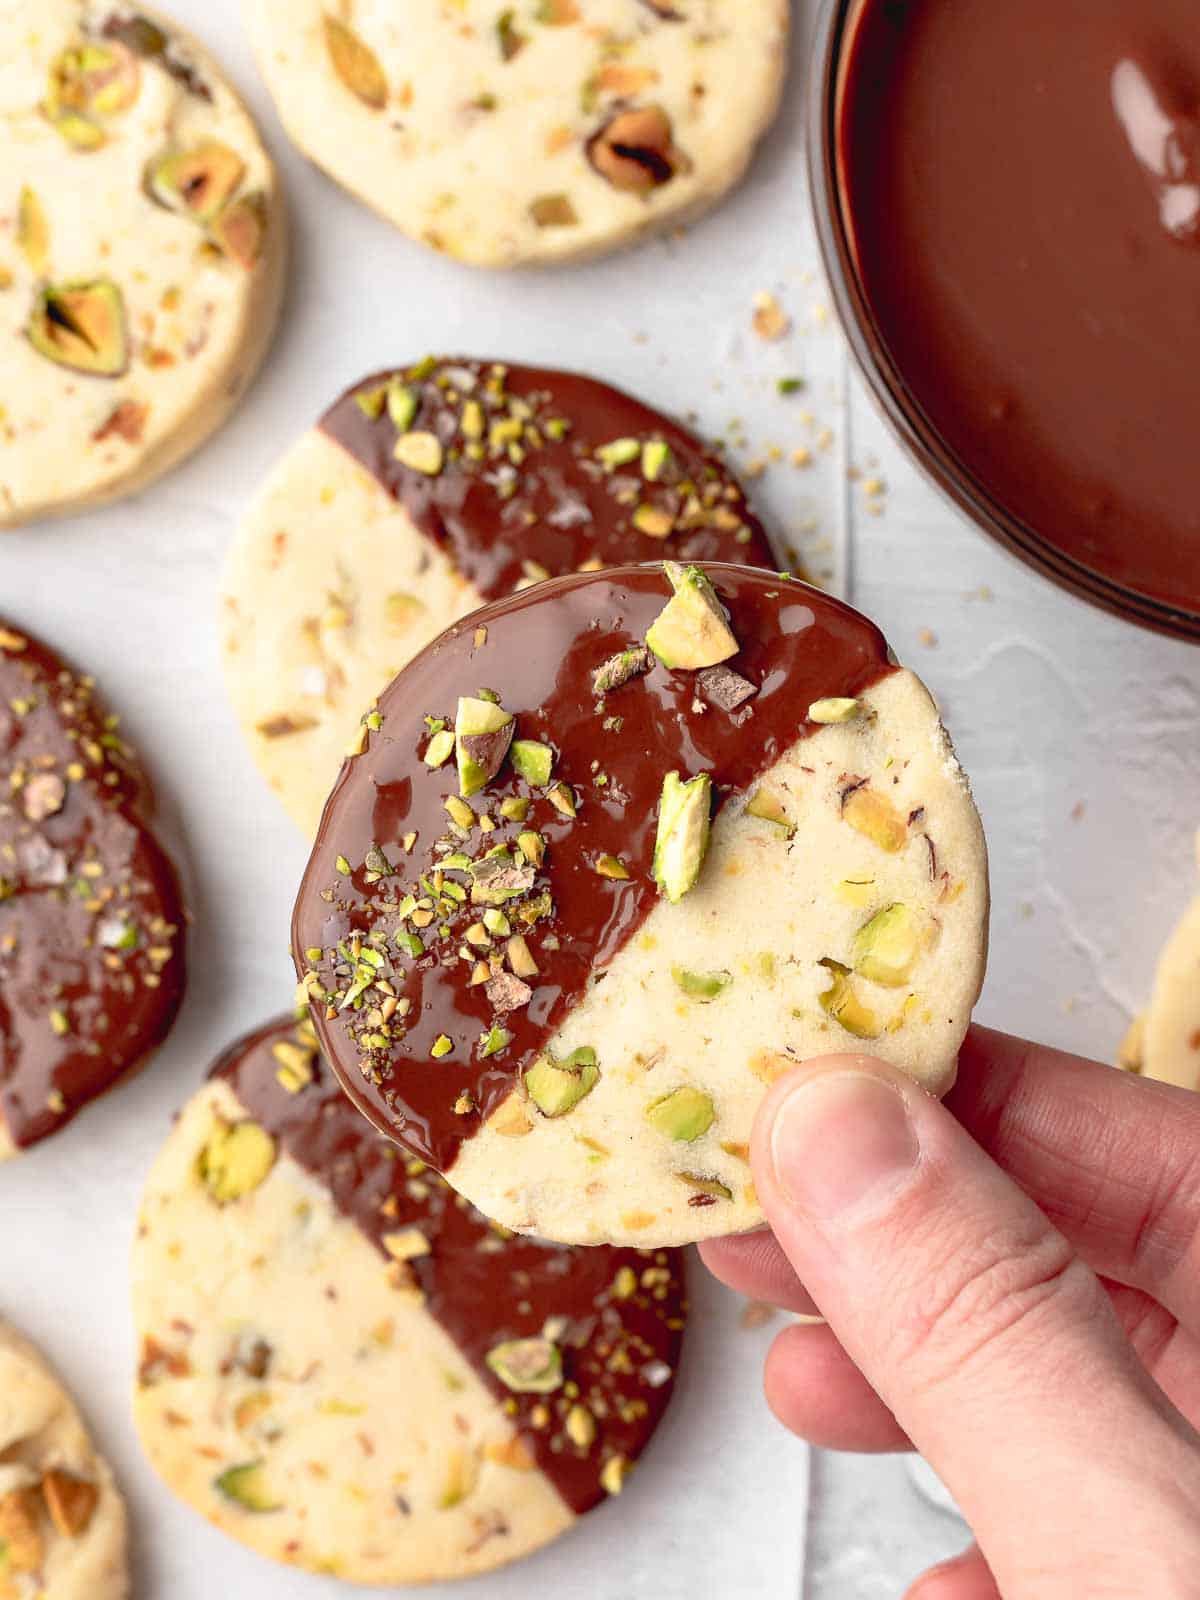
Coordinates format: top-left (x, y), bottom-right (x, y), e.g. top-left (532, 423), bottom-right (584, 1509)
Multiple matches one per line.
top-left (1, 0), bottom-right (1197, 1596)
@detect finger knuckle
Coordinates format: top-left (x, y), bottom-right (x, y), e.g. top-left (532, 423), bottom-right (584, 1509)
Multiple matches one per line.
top-left (888, 1217), bottom-right (1097, 1391)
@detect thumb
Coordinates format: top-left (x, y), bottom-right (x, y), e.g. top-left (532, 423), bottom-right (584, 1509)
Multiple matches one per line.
top-left (752, 1056), bottom-right (1200, 1591)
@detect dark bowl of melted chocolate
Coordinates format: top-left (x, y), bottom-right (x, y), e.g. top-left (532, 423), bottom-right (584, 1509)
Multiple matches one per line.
top-left (810, 0), bottom-right (1200, 641)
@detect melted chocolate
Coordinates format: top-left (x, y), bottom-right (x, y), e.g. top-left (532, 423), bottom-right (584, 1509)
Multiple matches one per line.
top-left (216, 1016), bottom-right (685, 1516)
top-left (320, 358), bottom-right (776, 598)
top-left (840, 0), bottom-right (1200, 621)
top-left (292, 564), bottom-right (894, 1171)
top-left (0, 624), bottom-right (186, 1150)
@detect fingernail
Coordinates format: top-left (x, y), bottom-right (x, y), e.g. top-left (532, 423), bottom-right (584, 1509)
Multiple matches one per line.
top-left (768, 1070), bottom-right (921, 1222)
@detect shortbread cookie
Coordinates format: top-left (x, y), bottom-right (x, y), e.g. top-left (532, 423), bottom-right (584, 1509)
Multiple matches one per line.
top-left (292, 562), bottom-right (989, 1247)
top-left (0, 622), bottom-right (186, 1157)
top-left (132, 1014), bottom-right (685, 1584)
top-left (0, 1321), bottom-right (128, 1600)
top-left (222, 357), bottom-right (776, 836)
top-left (0, 0), bottom-right (285, 528)
top-left (244, 0), bottom-right (788, 267)
top-left (1122, 831), bottom-right (1200, 1088)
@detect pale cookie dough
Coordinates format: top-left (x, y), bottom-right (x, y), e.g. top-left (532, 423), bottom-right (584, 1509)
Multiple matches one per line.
top-left (243, 0), bottom-right (789, 267)
top-left (132, 1014), bottom-right (685, 1584)
top-left (0, 0), bottom-right (285, 527)
top-left (1120, 831), bottom-right (1200, 1088)
top-left (221, 357), bottom-right (776, 837)
top-left (293, 563), bottom-right (989, 1248)
top-left (0, 1322), bottom-right (128, 1600)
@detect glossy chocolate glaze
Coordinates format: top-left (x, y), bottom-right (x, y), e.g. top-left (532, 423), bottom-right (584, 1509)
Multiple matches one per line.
top-left (293, 564), bottom-right (894, 1172)
top-left (215, 1015), bottom-right (685, 1516)
top-left (320, 357), bottom-right (776, 597)
top-left (840, 0), bottom-right (1200, 618)
top-left (0, 624), bottom-right (186, 1150)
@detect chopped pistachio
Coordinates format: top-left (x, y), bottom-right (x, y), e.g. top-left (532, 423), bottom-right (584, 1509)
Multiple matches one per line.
top-left (671, 965), bottom-right (732, 1001)
top-left (444, 794), bottom-right (475, 830)
top-left (645, 562), bottom-right (739, 670)
top-left (596, 437), bottom-right (641, 469)
top-left (653, 771), bottom-right (712, 903)
top-left (482, 908), bottom-right (511, 935)
top-left (546, 782), bottom-right (577, 818)
top-left (486, 1337), bottom-right (562, 1394)
top-left (355, 384), bottom-right (386, 419)
top-left (511, 739), bottom-right (554, 786)
top-left (431, 1034), bottom-right (454, 1058)
top-left (745, 786), bottom-right (793, 836)
top-left (525, 1047), bottom-right (599, 1117)
top-left (645, 1086), bottom-right (715, 1142)
top-left (516, 830), bottom-right (545, 866)
top-left (386, 381), bottom-right (419, 431)
top-left (818, 959), bottom-right (882, 1038)
top-left (642, 439), bottom-right (671, 481)
top-left (478, 1025), bottom-right (512, 1058)
top-left (851, 904), bottom-right (923, 987)
top-left (676, 1173), bottom-right (733, 1201)
top-left (499, 796), bottom-right (530, 823)
top-left (423, 728), bottom-right (455, 768)
top-left (455, 696), bottom-right (515, 796)
top-left (808, 697), bottom-right (862, 724)
top-left (594, 854), bottom-right (630, 880)
top-left (592, 645), bottom-right (651, 696)
top-left (213, 1461), bottom-right (281, 1513)
top-left (394, 430), bottom-right (443, 474)
top-left (507, 934), bottom-right (539, 977)
top-left (198, 1120), bottom-right (277, 1204)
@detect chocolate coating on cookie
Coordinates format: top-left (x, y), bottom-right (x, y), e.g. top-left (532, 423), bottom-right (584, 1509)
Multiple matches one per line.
top-left (215, 1014), bottom-right (685, 1515)
top-left (293, 564), bottom-right (895, 1171)
top-left (320, 358), bottom-right (776, 596)
top-left (0, 624), bottom-right (186, 1150)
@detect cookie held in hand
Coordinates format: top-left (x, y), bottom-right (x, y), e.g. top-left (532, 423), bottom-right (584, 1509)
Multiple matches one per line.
top-left (292, 562), bottom-right (989, 1247)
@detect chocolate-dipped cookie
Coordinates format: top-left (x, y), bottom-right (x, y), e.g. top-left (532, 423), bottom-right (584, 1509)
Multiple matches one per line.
top-left (132, 1013), bottom-right (685, 1584)
top-left (0, 1), bottom-right (285, 528)
top-left (0, 623), bottom-right (186, 1158)
top-left (292, 562), bottom-right (989, 1247)
top-left (221, 357), bottom-right (776, 836)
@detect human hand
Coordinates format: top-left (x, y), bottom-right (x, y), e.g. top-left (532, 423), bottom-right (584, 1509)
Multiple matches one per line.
top-left (700, 1026), bottom-right (1200, 1598)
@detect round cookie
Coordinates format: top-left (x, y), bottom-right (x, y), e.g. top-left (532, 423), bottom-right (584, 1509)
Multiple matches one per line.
top-left (244, 0), bottom-right (789, 268)
top-left (221, 356), bottom-right (777, 837)
top-left (0, 0), bottom-right (285, 528)
top-left (1126, 831), bottom-right (1200, 1089)
top-left (0, 1321), bottom-right (128, 1600)
top-left (0, 622), bottom-right (186, 1158)
top-left (292, 562), bottom-right (989, 1247)
top-left (132, 1013), bottom-right (685, 1585)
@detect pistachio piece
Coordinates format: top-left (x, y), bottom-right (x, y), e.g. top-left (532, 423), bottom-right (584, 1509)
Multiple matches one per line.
top-left (488, 1092), bottom-right (533, 1137)
top-left (633, 503), bottom-right (675, 538)
top-left (809, 696), bottom-right (862, 724)
top-left (40, 1471), bottom-right (98, 1539)
top-left (744, 785), bottom-right (793, 835)
top-left (676, 1172), bottom-right (733, 1201)
top-left (525, 1047), bottom-right (599, 1117)
top-left (565, 1403), bottom-right (597, 1449)
top-left (842, 786), bottom-right (908, 853)
top-left (594, 854), bottom-right (630, 880)
top-left (653, 770), bottom-right (712, 903)
top-left (645, 562), bottom-right (738, 669)
top-left (423, 728), bottom-right (454, 768)
top-left (486, 1337), bottom-right (562, 1394)
top-left (52, 112), bottom-right (107, 149)
top-left (596, 436), bottom-right (641, 468)
top-left (646, 1086), bottom-right (715, 1142)
top-left (507, 934), bottom-right (539, 977)
top-left (211, 193), bottom-right (268, 269)
top-left (818, 959), bottom-right (882, 1039)
top-left (642, 439), bottom-right (671, 480)
top-left (46, 39), bottom-right (139, 132)
top-left (197, 1119), bottom-right (277, 1204)
top-left (0, 1487), bottom-right (43, 1573)
top-left (587, 105), bottom-right (684, 192)
top-left (593, 645), bottom-right (651, 696)
top-left (600, 1455), bottom-right (630, 1495)
top-left (324, 15), bottom-right (388, 107)
top-left (394, 430), bottom-right (444, 474)
top-left (511, 739), bottom-right (553, 786)
top-left (496, 8), bottom-right (527, 60)
top-left (671, 965), bottom-right (732, 1000)
top-left (17, 187), bottom-right (49, 275)
top-left (27, 280), bottom-right (127, 377)
top-left (851, 903), bottom-right (922, 987)
top-left (213, 1460), bottom-right (282, 1513)
top-left (147, 142), bottom-right (245, 223)
top-left (697, 664), bottom-right (756, 711)
top-left (455, 696), bottom-right (515, 796)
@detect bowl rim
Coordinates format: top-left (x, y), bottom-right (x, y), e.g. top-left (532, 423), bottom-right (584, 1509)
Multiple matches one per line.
top-left (805, 0), bottom-right (1200, 644)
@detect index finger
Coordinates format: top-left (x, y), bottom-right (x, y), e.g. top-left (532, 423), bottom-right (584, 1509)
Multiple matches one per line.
top-left (949, 1025), bottom-right (1200, 1321)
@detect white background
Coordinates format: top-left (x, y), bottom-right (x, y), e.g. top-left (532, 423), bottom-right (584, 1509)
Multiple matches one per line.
top-left (2, 0), bottom-right (1198, 1595)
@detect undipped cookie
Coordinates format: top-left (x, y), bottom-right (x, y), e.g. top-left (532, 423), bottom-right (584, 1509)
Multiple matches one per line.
top-left (1119, 830), bottom-right (1200, 1088)
top-left (0, 1321), bottom-right (128, 1600)
top-left (132, 1012), bottom-right (685, 1584)
top-left (0, 0), bottom-right (285, 527)
top-left (221, 357), bottom-right (776, 836)
top-left (292, 562), bottom-right (989, 1247)
top-left (244, 0), bottom-right (789, 267)
top-left (0, 622), bottom-right (186, 1158)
